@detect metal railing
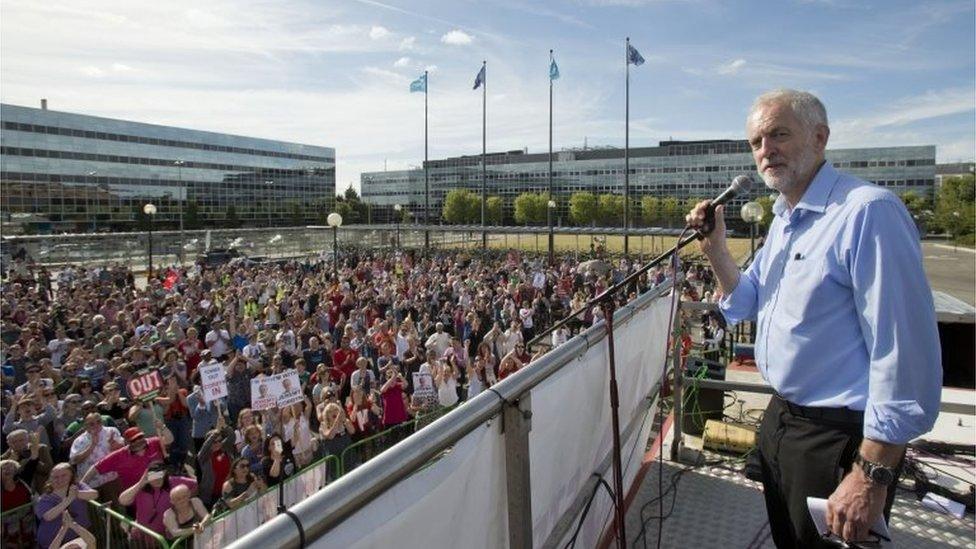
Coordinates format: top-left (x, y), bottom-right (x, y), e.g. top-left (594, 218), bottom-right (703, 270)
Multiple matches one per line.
top-left (227, 281), bottom-right (673, 549)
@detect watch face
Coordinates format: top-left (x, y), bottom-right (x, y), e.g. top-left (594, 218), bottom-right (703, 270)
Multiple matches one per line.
top-left (870, 466), bottom-right (894, 485)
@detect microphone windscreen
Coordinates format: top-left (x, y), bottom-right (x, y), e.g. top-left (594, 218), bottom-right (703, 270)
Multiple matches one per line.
top-left (731, 174), bottom-right (755, 194)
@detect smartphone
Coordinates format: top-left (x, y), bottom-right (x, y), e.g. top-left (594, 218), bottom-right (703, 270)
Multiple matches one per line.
top-left (148, 471), bottom-right (165, 482)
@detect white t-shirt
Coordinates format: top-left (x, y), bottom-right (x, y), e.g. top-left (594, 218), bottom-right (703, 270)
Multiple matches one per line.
top-left (425, 332), bottom-right (450, 357)
top-left (205, 329), bottom-right (231, 357)
top-left (70, 427), bottom-right (123, 488)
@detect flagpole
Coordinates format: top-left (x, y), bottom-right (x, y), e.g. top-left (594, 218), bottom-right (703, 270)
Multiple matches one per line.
top-left (548, 49), bottom-right (554, 266)
top-left (481, 60), bottom-right (487, 251)
top-left (424, 70), bottom-right (430, 252)
top-left (624, 37), bottom-right (630, 256)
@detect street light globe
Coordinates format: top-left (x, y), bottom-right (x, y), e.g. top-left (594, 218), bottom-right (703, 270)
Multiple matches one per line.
top-left (547, 200), bottom-right (557, 208)
top-left (394, 204), bottom-right (402, 212)
top-left (143, 203), bottom-right (157, 215)
top-left (327, 212), bottom-right (343, 227)
top-left (740, 201), bottom-right (763, 223)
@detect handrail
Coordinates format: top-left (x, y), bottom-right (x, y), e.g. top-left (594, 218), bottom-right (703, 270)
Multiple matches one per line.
top-left (88, 499), bottom-right (173, 548)
top-left (227, 282), bottom-right (673, 549)
top-left (0, 501), bottom-right (33, 518)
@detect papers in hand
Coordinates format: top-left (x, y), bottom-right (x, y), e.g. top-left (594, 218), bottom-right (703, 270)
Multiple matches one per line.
top-left (807, 497), bottom-right (891, 546)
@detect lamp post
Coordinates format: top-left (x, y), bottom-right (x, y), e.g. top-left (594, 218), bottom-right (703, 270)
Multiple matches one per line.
top-left (265, 180), bottom-right (274, 227)
top-left (740, 201), bottom-right (763, 259)
top-left (175, 160), bottom-right (185, 263)
top-left (143, 203), bottom-right (157, 281)
top-left (327, 212), bottom-right (343, 274)
top-left (394, 204), bottom-right (402, 250)
top-left (87, 171), bottom-right (98, 232)
top-left (547, 199), bottom-right (557, 265)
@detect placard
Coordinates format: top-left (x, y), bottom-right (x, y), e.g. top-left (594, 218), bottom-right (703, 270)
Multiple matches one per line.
top-left (200, 363), bottom-right (228, 403)
top-left (412, 372), bottom-right (435, 399)
top-left (127, 369), bottom-right (163, 402)
top-left (250, 369), bottom-right (303, 410)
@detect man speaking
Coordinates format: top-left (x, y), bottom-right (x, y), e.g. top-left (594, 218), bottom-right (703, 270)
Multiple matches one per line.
top-left (686, 89), bottom-right (941, 547)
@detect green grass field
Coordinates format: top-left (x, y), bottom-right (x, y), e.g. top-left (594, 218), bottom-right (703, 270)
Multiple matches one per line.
top-left (472, 233), bottom-right (755, 262)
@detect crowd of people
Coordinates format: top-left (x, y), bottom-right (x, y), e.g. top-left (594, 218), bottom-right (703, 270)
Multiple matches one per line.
top-left (0, 246), bottom-right (674, 548)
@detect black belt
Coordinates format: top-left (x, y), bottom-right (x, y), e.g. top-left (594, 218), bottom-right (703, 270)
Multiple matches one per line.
top-left (774, 394), bottom-right (864, 425)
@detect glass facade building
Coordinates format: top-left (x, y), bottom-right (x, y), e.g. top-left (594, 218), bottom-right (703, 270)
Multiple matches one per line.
top-left (361, 140), bottom-right (936, 224)
top-left (0, 103), bottom-right (335, 232)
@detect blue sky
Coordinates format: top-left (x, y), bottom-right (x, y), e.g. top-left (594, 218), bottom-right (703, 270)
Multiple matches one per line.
top-left (1, 0), bottom-right (973, 193)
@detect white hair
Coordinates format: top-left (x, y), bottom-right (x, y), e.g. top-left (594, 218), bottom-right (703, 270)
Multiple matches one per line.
top-left (749, 89), bottom-right (829, 131)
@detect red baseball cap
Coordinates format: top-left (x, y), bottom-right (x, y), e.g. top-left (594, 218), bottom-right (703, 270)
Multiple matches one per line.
top-left (123, 427), bottom-right (145, 444)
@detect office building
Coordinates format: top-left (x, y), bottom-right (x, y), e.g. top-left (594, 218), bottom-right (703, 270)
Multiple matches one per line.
top-left (0, 102), bottom-right (335, 232)
top-left (361, 140), bottom-right (936, 224)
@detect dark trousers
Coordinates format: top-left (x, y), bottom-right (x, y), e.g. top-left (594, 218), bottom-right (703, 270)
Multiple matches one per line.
top-left (758, 396), bottom-right (900, 548)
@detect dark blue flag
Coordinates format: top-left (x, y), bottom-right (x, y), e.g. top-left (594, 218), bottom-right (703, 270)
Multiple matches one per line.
top-left (627, 43), bottom-right (645, 66)
top-left (473, 65), bottom-right (486, 90)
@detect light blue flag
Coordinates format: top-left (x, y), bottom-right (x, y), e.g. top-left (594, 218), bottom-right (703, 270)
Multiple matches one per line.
top-left (627, 43), bottom-right (645, 66)
top-left (473, 65), bottom-right (485, 90)
top-left (549, 57), bottom-right (560, 81)
top-left (410, 73), bottom-right (427, 93)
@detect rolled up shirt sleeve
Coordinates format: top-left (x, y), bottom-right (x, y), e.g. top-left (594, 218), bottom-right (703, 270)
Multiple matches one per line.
top-left (846, 198), bottom-right (942, 444)
top-left (719, 245), bottom-right (766, 325)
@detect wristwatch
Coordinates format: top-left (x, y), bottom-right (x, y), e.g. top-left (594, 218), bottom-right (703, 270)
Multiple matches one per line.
top-left (855, 454), bottom-right (896, 486)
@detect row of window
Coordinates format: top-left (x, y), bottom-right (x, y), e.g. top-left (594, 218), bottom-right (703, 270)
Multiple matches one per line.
top-left (366, 158), bottom-right (936, 185)
top-left (2, 121), bottom-right (333, 163)
top-left (0, 147), bottom-right (334, 177)
top-left (0, 172), bottom-right (333, 193)
top-left (364, 179), bottom-right (935, 200)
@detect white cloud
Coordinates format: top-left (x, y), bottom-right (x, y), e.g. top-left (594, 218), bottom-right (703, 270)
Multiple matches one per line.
top-left (399, 36), bottom-right (416, 50)
top-left (368, 25), bottom-right (390, 40)
top-left (717, 58), bottom-right (746, 75)
top-left (110, 63), bottom-right (133, 72)
top-left (393, 56), bottom-right (411, 68)
top-left (440, 29), bottom-right (473, 45)
top-left (79, 66), bottom-right (106, 77)
top-left (424, 64), bottom-right (438, 73)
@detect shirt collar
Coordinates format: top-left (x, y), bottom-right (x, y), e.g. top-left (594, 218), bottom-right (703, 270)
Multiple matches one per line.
top-left (773, 161), bottom-right (839, 218)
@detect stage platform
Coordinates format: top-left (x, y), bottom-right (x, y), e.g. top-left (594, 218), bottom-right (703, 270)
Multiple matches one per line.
top-left (623, 368), bottom-right (976, 548)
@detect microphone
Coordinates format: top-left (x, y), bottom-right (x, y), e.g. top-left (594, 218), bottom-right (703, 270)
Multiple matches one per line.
top-left (698, 174), bottom-right (755, 236)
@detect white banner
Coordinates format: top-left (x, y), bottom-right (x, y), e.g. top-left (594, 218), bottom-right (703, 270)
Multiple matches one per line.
top-left (314, 423), bottom-right (507, 549)
top-left (195, 459), bottom-right (333, 549)
top-left (250, 370), bottom-right (302, 410)
top-left (200, 363), bottom-right (228, 404)
top-left (530, 294), bottom-right (672, 547)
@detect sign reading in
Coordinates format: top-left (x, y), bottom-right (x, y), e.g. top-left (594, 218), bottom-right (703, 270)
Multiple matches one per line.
top-left (200, 363), bottom-right (228, 403)
top-left (127, 369), bottom-right (164, 402)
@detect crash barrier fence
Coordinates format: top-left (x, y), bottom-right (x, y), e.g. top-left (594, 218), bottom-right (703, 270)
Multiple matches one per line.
top-left (226, 283), bottom-right (675, 549)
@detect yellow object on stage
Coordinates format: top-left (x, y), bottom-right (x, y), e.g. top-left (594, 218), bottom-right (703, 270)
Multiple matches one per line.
top-left (702, 419), bottom-right (757, 454)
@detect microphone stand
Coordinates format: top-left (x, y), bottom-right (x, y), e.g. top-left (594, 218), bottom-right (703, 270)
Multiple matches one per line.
top-left (528, 226), bottom-right (706, 547)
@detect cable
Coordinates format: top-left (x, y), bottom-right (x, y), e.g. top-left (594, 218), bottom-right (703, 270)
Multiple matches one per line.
top-left (564, 474), bottom-right (617, 549)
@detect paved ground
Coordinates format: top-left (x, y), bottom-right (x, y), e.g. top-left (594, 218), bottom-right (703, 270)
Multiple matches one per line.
top-left (922, 242), bottom-right (976, 306)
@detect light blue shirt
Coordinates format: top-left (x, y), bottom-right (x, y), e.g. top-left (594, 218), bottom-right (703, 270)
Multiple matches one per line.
top-left (721, 163), bottom-right (942, 444)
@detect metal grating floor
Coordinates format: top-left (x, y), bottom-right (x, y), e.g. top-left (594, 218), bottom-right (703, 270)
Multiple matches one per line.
top-left (624, 455), bottom-right (975, 548)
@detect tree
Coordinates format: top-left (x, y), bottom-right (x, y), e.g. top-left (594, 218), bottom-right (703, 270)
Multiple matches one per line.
top-left (900, 191), bottom-right (932, 233)
top-left (661, 197), bottom-right (680, 228)
top-left (184, 201), bottom-right (201, 230)
top-left (569, 192), bottom-right (598, 226)
top-left (443, 189), bottom-right (480, 224)
top-left (133, 204), bottom-right (151, 231)
top-left (754, 196), bottom-right (775, 231)
top-left (598, 194), bottom-right (624, 225)
top-left (486, 196), bottom-right (503, 224)
top-left (641, 196), bottom-right (661, 226)
top-left (289, 202), bottom-right (304, 226)
top-left (225, 205), bottom-right (241, 228)
top-left (935, 174), bottom-right (975, 244)
top-left (514, 193), bottom-right (547, 225)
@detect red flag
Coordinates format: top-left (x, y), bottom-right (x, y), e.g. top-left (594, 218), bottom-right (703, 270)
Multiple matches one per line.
top-left (163, 269), bottom-right (180, 290)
